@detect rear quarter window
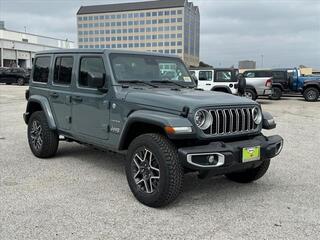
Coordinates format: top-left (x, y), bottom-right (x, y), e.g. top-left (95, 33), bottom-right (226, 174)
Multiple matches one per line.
top-left (33, 56), bottom-right (51, 83)
top-left (255, 71), bottom-right (272, 77)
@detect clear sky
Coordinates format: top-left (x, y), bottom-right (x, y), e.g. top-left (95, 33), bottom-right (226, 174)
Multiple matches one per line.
top-left (0, 0), bottom-right (319, 68)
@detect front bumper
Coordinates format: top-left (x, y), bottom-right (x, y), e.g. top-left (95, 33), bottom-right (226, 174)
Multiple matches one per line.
top-left (178, 134), bottom-right (283, 173)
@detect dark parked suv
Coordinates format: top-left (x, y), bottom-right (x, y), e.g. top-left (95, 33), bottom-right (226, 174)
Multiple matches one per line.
top-left (23, 49), bottom-right (283, 207)
top-left (0, 67), bottom-right (30, 85)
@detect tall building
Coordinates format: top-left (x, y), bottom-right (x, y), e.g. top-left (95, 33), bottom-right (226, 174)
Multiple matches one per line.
top-left (77, 0), bottom-right (200, 66)
top-left (0, 22), bottom-right (75, 68)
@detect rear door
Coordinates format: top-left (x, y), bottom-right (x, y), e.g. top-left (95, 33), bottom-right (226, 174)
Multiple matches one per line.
top-left (71, 54), bottom-right (110, 141)
top-left (197, 70), bottom-right (213, 90)
top-left (49, 55), bottom-right (74, 131)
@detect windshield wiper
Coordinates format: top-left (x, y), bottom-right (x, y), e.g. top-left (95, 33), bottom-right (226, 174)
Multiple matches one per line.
top-left (150, 80), bottom-right (187, 88)
top-left (118, 80), bottom-right (158, 88)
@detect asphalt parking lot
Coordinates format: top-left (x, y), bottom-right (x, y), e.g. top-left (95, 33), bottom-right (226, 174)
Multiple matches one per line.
top-left (0, 85), bottom-right (319, 240)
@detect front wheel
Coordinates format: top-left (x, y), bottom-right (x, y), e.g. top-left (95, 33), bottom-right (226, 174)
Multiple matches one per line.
top-left (27, 111), bottom-right (59, 158)
top-left (225, 159), bottom-right (270, 183)
top-left (303, 87), bottom-right (319, 102)
top-left (125, 133), bottom-right (183, 207)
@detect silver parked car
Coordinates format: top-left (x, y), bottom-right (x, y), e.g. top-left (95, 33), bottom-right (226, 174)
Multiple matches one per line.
top-left (243, 70), bottom-right (273, 100)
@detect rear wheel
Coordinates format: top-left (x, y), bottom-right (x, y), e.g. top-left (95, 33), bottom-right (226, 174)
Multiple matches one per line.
top-left (303, 87), bottom-right (319, 102)
top-left (17, 78), bottom-right (25, 86)
top-left (27, 111), bottom-right (59, 158)
top-left (244, 89), bottom-right (257, 100)
top-left (225, 159), bottom-right (270, 183)
top-left (270, 87), bottom-right (282, 100)
top-left (125, 133), bottom-right (183, 207)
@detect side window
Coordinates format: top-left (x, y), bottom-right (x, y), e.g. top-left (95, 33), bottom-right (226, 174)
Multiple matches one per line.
top-left (216, 71), bottom-right (232, 82)
top-left (244, 72), bottom-right (255, 78)
top-left (256, 71), bottom-right (272, 77)
top-left (272, 71), bottom-right (285, 80)
top-left (189, 71), bottom-right (196, 78)
top-left (79, 57), bottom-right (105, 88)
top-left (33, 56), bottom-right (51, 83)
top-left (198, 71), bottom-right (212, 81)
top-left (54, 57), bottom-right (73, 85)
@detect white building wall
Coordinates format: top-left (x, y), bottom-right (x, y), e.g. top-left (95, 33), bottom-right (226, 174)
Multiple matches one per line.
top-left (0, 29), bottom-right (75, 68)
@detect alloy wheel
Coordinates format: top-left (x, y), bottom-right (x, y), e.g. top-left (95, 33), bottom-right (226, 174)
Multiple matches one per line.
top-left (30, 120), bottom-right (43, 150)
top-left (307, 90), bottom-right (316, 101)
top-left (131, 147), bottom-right (160, 194)
top-left (245, 91), bottom-right (253, 99)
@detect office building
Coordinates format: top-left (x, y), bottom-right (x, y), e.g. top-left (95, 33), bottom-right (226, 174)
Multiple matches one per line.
top-left (77, 0), bottom-right (200, 66)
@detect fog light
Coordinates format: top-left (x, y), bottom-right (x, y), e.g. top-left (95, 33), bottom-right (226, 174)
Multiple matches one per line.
top-left (208, 155), bottom-right (217, 165)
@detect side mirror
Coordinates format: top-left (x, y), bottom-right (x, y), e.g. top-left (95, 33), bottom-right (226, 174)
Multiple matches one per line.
top-left (237, 73), bottom-right (246, 96)
top-left (88, 72), bottom-right (106, 89)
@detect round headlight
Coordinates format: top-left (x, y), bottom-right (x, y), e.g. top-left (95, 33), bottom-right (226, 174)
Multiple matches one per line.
top-left (252, 107), bottom-right (262, 124)
top-left (194, 109), bottom-right (213, 130)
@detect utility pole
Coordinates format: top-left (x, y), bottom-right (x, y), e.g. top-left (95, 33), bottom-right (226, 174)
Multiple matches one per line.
top-left (261, 54), bottom-right (264, 68)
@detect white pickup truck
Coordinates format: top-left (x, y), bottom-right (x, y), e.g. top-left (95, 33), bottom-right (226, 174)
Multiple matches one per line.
top-left (189, 67), bottom-right (239, 95)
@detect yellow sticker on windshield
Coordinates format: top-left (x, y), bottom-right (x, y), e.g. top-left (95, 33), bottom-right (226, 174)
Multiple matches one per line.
top-left (184, 77), bottom-right (192, 82)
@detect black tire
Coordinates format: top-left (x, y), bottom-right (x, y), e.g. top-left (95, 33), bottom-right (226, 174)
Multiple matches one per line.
top-left (17, 78), bottom-right (25, 86)
top-left (225, 159), bottom-right (270, 183)
top-left (27, 111), bottom-right (59, 158)
top-left (244, 89), bottom-right (257, 100)
top-left (303, 87), bottom-right (319, 102)
top-left (270, 87), bottom-right (282, 100)
top-left (125, 133), bottom-right (183, 207)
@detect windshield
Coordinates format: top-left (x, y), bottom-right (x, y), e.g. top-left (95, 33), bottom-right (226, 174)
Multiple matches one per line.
top-left (109, 53), bottom-right (194, 86)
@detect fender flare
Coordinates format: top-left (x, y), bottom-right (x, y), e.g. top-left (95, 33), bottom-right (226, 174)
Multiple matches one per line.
top-left (211, 85), bottom-right (232, 94)
top-left (303, 81), bottom-right (320, 91)
top-left (118, 110), bottom-right (193, 150)
top-left (245, 84), bottom-right (257, 91)
top-left (25, 95), bottom-right (56, 129)
top-left (271, 83), bottom-right (284, 91)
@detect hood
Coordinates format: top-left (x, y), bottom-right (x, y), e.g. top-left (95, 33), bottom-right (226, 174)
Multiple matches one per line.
top-left (124, 87), bottom-right (256, 113)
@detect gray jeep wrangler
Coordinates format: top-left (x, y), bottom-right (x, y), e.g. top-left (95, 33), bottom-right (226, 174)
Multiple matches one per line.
top-left (24, 49), bottom-right (283, 207)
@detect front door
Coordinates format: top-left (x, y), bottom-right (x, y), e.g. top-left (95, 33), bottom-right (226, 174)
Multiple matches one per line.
top-left (197, 70), bottom-right (213, 90)
top-left (71, 55), bottom-right (109, 141)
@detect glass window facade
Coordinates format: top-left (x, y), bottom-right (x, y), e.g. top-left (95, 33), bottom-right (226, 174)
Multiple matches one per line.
top-left (77, 1), bottom-right (200, 66)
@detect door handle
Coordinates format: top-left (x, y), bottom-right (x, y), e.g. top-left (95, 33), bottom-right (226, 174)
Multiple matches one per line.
top-left (206, 83), bottom-right (211, 86)
top-left (72, 96), bottom-right (83, 102)
top-left (50, 92), bottom-right (59, 98)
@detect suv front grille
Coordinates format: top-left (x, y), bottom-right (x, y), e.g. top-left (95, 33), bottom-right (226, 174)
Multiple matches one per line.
top-left (203, 107), bottom-right (259, 136)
